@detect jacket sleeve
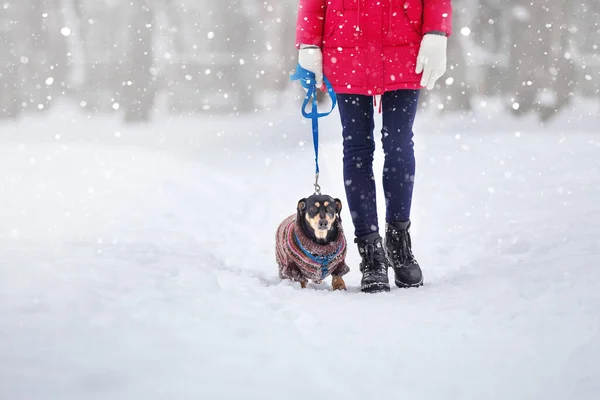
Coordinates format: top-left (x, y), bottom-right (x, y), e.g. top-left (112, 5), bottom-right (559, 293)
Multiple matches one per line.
top-left (422, 0), bottom-right (453, 36)
top-left (295, 0), bottom-right (327, 48)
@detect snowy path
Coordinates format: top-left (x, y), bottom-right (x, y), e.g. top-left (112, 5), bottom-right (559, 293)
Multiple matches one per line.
top-left (1, 107), bottom-right (599, 399)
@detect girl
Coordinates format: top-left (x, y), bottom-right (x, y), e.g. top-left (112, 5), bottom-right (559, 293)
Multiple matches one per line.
top-left (296, 0), bottom-right (452, 292)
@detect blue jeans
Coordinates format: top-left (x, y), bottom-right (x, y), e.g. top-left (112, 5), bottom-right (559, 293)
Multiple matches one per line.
top-left (337, 90), bottom-right (420, 238)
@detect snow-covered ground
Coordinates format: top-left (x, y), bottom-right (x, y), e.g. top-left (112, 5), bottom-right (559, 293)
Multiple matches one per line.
top-left (1, 97), bottom-right (599, 399)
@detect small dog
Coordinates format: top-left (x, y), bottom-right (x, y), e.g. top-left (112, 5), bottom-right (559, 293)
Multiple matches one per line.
top-left (276, 194), bottom-right (349, 290)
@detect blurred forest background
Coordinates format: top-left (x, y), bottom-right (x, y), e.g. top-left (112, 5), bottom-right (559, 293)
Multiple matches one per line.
top-left (0, 0), bottom-right (598, 124)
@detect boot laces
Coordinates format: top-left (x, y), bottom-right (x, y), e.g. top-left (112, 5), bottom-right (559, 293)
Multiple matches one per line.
top-left (390, 228), bottom-right (416, 262)
top-left (362, 242), bottom-right (388, 275)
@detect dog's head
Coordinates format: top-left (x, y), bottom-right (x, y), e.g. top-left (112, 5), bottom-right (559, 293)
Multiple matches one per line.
top-left (297, 194), bottom-right (342, 243)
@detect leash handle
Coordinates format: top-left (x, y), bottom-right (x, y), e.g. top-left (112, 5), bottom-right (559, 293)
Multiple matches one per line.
top-left (290, 66), bottom-right (337, 119)
top-left (290, 64), bottom-right (337, 182)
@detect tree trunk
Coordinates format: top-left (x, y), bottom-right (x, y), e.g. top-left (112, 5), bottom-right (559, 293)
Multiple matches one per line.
top-left (122, 0), bottom-right (156, 123)
top-left (0, 1), bottom-right (21, 120)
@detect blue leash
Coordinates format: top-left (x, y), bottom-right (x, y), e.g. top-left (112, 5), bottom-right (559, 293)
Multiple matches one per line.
top-left (290, 64), bottom-right (337, 194)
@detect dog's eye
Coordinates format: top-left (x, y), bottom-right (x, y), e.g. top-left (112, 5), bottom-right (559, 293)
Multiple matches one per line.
top-left (327, 206), bottom-right (335, 213)
top-left (309, 206), bottom-right (318, 213)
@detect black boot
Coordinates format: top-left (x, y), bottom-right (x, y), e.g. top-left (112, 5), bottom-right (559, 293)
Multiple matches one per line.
top-left (355, 233), bottom-right (391, 293)
top-left (385, 221), bottom-right (424, 288)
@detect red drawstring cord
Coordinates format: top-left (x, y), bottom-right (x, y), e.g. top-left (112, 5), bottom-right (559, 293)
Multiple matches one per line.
top-left (373, 95), bottom-right (382, 114)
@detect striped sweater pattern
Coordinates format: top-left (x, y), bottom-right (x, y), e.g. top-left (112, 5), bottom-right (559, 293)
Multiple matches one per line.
top-left (276, 214), bottom-right (349, 283)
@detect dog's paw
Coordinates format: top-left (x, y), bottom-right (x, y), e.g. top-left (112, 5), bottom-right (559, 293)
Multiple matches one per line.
top-left (331, 276), bottom-right (347, 291)
top-left (300, 280), bottom-right (308, 289)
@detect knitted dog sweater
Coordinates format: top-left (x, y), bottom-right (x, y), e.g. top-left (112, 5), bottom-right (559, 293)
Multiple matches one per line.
top-left (276, 214), bottom-right (349, 283)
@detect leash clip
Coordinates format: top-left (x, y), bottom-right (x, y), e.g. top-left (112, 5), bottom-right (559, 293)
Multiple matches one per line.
top-left (314, 173), bottom-right (321, 195)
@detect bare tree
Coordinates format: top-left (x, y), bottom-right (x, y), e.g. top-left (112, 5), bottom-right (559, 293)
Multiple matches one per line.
top-left (438, 0), bottom-right (474, 113)
top-left (0, 0), bottom-right (21, 119)
top-left (505, 0), bottom-right (577, 121)
top-left (1, 0), bottom-right (595, 122)
top-left (121, 0), bottom-right (157, 123)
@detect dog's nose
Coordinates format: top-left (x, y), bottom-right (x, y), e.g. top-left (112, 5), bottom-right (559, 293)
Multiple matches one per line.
top-left (319, 219), bottom-right (328, 228)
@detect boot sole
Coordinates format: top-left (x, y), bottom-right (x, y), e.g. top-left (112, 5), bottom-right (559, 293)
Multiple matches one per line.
top-left (395, 279), bottom-right (424, 289)
top-left (361, 282), bottom-right (391, 293)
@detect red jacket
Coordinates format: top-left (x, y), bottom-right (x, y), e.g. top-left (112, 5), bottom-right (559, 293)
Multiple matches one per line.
top-left (296, 0), bottom-right (452, 95)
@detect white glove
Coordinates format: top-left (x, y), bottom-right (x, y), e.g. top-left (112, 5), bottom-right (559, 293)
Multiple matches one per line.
top-left (415, 34), bottom-right (448, 90)
top-left (298, 44), bottom-right (324, 88)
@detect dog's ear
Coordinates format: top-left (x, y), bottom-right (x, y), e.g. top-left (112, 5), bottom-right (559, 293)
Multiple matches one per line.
top-left (297, 199), bottom-right (307, 213)
top-left (334, 198), bottom-right (342, 216)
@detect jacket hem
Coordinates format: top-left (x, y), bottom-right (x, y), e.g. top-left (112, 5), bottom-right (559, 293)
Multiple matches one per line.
top-left (331, 82), bottom-right (422, 95)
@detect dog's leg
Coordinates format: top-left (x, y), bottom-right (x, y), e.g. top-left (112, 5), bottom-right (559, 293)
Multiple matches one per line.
top-left (289, 264), bottom-right (308, 289)
top-left (281, 262), bottom-right (308, 289)
top-left (331, 275), bottom-right (347, 291)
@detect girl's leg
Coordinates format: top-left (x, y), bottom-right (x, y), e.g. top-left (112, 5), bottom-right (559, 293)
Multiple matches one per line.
top-left (336, 94), bottom-right (378, 238)
top-left (380, 89), bottom-right (420, 224)
top-left (381, 89), bottom-right (424, 288)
